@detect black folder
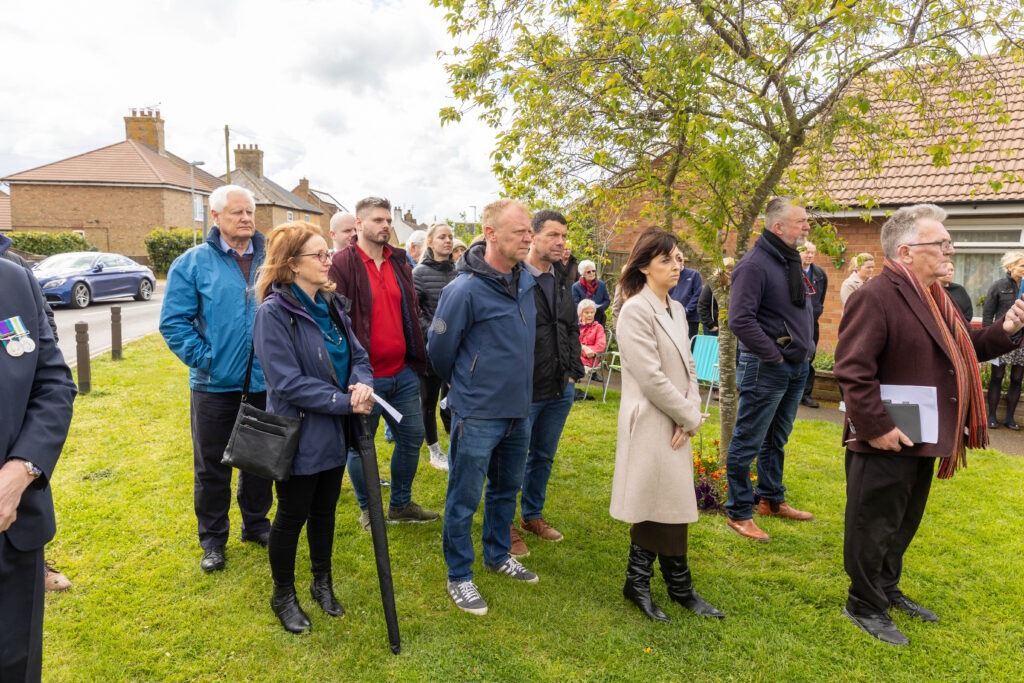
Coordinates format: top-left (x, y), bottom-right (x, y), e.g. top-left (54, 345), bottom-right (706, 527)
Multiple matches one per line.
top-left (882, 400), bottom-right (922, 443)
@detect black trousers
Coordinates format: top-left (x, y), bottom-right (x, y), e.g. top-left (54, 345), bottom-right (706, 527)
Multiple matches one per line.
top-left (630, 521), bottom-right (689, 557)
top-left (803, 319), bottom-right (820, 399)
top-left (269, 466), bottom-right (344, 587)
top-left (419, 369), bottom-right (451, 445)
top-left (190, 389), bottom-right (273, 549)
top-left (844, 449), bottom-right (934, 616)
top-left (0, 536), bottom-right (44, 683)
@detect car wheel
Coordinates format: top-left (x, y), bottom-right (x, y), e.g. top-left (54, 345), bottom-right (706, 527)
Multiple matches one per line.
top-left (135, 279), bottom-right (154, 301)
top-left (70, 282), bottom-right (91, 309)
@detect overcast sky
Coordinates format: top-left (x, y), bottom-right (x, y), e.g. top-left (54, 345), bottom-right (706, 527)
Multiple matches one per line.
top-left (0, 0), bottom-right (501, 224)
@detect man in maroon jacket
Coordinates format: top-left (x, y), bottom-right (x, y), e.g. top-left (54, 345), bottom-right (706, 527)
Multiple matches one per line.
top-left (835, 203), bottom-right (1024, 646)
top-left (328, 196), bottom-right (437, 529)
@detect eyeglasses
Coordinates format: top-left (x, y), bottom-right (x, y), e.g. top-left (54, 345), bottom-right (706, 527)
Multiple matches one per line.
top-left (296, 251), bottom-right (331, 263)
top-left (905, 239), bottom-right (954, 253)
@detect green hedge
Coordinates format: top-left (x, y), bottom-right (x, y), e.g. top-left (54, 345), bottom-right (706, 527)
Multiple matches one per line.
top-left (145, 228), bottom-right (199, 275)
top-left (7, 231), bottom-right (97, 256)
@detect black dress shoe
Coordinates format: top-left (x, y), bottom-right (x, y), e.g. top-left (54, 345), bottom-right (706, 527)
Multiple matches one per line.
top-left (200, 546), bottom-right (226, 573)
top-left (800, 396), bottom-right (820, 408)
top-left (889, 594), bottom-right (938, 622)
top-left (842, 607), bottom-right (909, 645)
top-left (988, 419), bottom-right (1000, 429)
top-left (1005, 422), bottom-right (1022, 431)
top-left (241, 531), bottom-right (270, 547)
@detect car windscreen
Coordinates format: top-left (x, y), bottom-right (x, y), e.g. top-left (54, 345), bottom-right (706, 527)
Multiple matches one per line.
top-left (34, 253), bottom-right (98, 273)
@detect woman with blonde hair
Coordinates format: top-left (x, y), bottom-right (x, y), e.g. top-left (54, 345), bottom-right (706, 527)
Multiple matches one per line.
top-left (840, 253), bottom-right (875, 306)
top-left (982, 250), bottom-right (1024, 429)
top-left (253, 222), bottom-right (375, 633)
top-left (611, 227), bottom-right (723, 623)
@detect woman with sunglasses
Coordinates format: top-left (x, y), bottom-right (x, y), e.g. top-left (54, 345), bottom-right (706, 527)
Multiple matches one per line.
top-left (572, 259), bottom-right (611, 326)
top-left (253, 222), bottom-right (375, 634)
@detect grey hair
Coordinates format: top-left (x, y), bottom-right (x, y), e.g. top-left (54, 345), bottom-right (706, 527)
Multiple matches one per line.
top-left (577, 298), bottom-right (598, 316)
top-left (880, 204), bottom-right (948, 259)
top-left (764, 196), bottom-right (800, 232)
top-left (1001, 250), bottom-right (1024, 270)
top-left (210, 185), bottom-right (255, 213)
top-left (406, 230), bottom-right (427, 248)
top-left (578, 259), bottom-right (596, 273)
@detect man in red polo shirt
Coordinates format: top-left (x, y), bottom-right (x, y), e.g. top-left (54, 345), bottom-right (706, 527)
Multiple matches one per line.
top-left (328, 197), bottom-right (438, 529)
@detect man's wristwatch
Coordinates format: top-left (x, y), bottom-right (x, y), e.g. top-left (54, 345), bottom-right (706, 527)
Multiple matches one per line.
top-left (12, 458), bottom-right (42, 479)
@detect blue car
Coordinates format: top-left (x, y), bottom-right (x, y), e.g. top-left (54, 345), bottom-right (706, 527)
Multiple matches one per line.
top-left (33, 252), bottom-right (157, 309)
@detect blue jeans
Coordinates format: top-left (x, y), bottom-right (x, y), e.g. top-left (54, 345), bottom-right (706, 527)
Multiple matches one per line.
top-left (443, 414), bottom-right (531, 582)
top-left (347, 366), bottom-right (425, 510)
top-left (520, 381), bottom-right (575, 521)
top-left (725, 352), bottom-right (808, 520)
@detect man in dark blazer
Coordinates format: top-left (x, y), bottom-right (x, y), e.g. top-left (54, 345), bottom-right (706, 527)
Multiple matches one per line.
top-left (0, 259), bottom-right (76, 681)
top-left (835, 203), bottom-right (1024, 646)
top-left (799, 242), bottom-right (828, 407)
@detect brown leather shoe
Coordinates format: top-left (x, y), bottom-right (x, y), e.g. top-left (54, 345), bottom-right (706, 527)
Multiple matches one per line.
top-left (755, 500), bottom-right (814, 521)
top-left (726, 518), bottom-right (770, 542)
top-left (510, 525), bottom-right (530, 558)
top-left (44, 561), bottom-right (72, 592)
top-left (520, 517), bottom-right (564, 542)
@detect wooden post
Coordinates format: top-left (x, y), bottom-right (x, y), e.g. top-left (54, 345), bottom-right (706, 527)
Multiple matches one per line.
top-left (110, 306), bottom-right (122, 361)
top-left (75, 322), bottom-right (91, 394)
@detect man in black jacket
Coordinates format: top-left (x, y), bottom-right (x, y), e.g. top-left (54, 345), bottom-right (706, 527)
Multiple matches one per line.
top-left (800, 242), bottom-right (829, 408)
top-left (0, 259), bottom-right (76, 681)
top-left (511, 210), bottom-right (585, 557)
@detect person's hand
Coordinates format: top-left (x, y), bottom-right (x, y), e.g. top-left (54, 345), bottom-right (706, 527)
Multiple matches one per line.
top-left (348, 383), bottom-right (375, 415)
top-left (671, 425), bottom-right (689, 449)
top-left (0, 461), bottom-right (32, 533)
top-left (685, 412), bottom-right (711, 439)
top-left (1002, 297), bottom-right (1024, 335)
top-left (868, 427), bottom-right (914, 452)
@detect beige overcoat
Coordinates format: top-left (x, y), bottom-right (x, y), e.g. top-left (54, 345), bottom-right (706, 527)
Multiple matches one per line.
top-left (610, 285), bottom-right (704, 524)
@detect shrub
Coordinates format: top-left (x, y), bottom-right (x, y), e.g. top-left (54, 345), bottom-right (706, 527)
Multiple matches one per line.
top-left (145, 228), bottom-right (199, 274)
top-left (7, 231), bottom-right (97, 256)
top-left (812, 351), bottom-right (835, 372)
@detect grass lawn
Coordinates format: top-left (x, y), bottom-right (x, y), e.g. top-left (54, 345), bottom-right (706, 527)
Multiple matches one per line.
top-left (42, 335), bottom-right (1024, 682)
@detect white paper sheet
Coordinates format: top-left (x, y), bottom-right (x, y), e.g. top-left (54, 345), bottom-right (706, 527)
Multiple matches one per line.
top-left (372, 392), bottom-right (403, 423)
top-left (879, 384), bottom-right (938, 444)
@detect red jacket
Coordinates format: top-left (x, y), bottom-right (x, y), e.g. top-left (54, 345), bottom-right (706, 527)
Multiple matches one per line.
top-left (579, 321), bottom-right (607, 368)
top-left (328, 240), bottom-right (427, 375)
top-left (835, 268), bottom-right (1018, 458)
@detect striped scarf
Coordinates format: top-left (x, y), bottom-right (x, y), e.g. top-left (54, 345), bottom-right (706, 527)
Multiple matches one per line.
top-left (884, 258), bottom-right (986, 478)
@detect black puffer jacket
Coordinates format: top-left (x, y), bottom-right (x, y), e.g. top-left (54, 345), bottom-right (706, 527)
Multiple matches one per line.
top-left (413, 248), bottom-right (457, 336)
top-left (982, 273), bottom-right (1020, 327)
top-left (532, 261), bottom-right (585, 401)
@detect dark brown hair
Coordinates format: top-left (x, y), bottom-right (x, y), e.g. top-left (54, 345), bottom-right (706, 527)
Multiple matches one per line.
top-left (619, 227), bottom-right (680, 299)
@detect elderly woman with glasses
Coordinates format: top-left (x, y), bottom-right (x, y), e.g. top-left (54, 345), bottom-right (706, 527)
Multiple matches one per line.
top-left (572, 259), bottom-right (611, 326)
top-left (982, 250), bottom-right (1024, 430)
top-left (253, 222), bottom-right (375, 634)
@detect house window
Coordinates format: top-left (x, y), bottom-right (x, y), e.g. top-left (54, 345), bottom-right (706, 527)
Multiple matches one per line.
top-left (305, 214), bottom-right (310, 222)
top-left (947, 220), bottom-right (1024, 318)
top-left (287, 211), bottom-right (294, 221)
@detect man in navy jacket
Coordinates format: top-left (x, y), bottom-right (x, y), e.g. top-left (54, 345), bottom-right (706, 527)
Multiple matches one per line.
top-left (725, 197), bottom-right (816, 543)
top-left (0, 259), bottom-right (76, 681)
top-left (428, 199), bottom-right (539, 616)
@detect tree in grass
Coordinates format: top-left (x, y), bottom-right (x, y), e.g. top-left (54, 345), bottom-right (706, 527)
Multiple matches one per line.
top-left (430, 0), bottom-right (1024, 450)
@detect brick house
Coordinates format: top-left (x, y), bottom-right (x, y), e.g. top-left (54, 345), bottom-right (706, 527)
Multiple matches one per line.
top-left (1, 109), bottom-right (223, 261)
top-left (0, 187), bottom-right (10, 232)
top-left (224, 145), bottom-right (324, 232)
top-left (291, 178), bottom-right (348, 236)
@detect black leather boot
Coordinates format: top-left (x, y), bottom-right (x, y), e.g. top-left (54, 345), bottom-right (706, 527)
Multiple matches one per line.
top-left (623, 544), bottom-right (671, 623)
top-left (310, 572), bottom-right (345, 617)
top-left (659, 554), bottom-right (725, 619)
top-left (271, 584), bottom-right (312, 633)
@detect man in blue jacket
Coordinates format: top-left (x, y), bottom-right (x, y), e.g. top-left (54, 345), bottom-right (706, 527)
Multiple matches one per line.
top-left (0, 259), bottom-right (76, 682)
top-left (668, 253), bottom-right (703, 339)
top-left (726, 197), bottom-right (816, 543)
top-left (428, 199), bottom-right (538, 616)
top-left (160, 185), bottom-right (273, 573)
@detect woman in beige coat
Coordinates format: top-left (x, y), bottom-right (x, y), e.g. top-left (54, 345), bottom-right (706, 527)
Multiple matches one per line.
top-left (611, 228), bottom-right (724, 623)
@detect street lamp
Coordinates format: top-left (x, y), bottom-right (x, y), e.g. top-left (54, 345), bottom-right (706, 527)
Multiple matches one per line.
top-left (190, 161), bottom-right (206, 246)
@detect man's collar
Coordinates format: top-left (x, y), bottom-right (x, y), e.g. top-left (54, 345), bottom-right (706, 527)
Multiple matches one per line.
top-left (357, 242), bottom-right (392, 264)
top-left (218, 234), bottom-right (253, 256)
top-left (522, 259), bottom-right (553, 277)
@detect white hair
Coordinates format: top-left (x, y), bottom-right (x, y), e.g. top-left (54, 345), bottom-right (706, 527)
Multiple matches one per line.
top-left (210, 185), bottom-right (255, 213)
top-left (579, 259), bottom-right (596, 273)
top-left (577, 299), bottom-right (597, 316)
top-left (406, 230), bottom-right (427, 248)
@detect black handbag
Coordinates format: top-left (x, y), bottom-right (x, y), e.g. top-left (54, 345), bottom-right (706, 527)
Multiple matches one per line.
top-left (222, 336), bottom-right (303, 482)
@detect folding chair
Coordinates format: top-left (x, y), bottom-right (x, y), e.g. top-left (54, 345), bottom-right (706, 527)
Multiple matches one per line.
top-left (602, 331), bottom-right (621, 403)
top-left (690, 334), bottom-right (720, 413)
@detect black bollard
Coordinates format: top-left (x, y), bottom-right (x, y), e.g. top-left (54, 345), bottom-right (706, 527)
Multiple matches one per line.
top-left (111, 306), bottom-right (122, 361)
top-left (75, 321), bottom-right (91, 394)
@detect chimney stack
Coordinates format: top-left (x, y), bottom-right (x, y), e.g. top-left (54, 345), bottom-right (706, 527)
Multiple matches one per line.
top-left (124, 108), bottom-right (165, 153)
top-left (234, 143), bottom-right (264, 178)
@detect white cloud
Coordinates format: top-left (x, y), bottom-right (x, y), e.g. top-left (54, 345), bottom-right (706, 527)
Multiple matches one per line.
top-left (0, 0), bottom-right (503, 223)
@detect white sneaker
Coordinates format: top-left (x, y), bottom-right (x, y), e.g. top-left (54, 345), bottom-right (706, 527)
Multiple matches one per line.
top-left (428, 442), bottom-right (449, 471)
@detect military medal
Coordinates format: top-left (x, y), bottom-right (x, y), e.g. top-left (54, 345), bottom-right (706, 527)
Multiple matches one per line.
top-left (20, 337), bottom-right (36, 353)
top-left (0, 316), bottom-right (35, 356)
top-left (5, 338), bottom-right (24, 357)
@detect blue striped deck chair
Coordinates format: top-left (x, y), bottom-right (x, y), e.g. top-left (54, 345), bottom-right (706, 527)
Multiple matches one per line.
top-left (690, 334), bottom-right (720, 413)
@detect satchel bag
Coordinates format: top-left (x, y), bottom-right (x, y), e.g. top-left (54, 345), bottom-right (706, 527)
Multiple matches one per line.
top-left (222, 328), bottom-right (303, 482)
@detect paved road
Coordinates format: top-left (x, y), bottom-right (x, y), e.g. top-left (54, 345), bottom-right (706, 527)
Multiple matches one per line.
top-left (53, 282), bottom-right (165, 366)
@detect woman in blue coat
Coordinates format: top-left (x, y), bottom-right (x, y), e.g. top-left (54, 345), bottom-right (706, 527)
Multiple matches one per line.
top-left (572, 259), bottom-right (611, 326)
top-left (253, 222), bottom-right (374, 634)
